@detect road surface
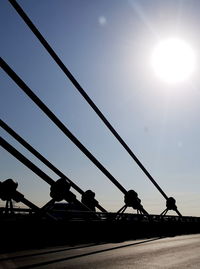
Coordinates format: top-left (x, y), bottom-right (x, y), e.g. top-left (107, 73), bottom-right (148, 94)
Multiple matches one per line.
top-left (0, 234), bottom-right (199, 268)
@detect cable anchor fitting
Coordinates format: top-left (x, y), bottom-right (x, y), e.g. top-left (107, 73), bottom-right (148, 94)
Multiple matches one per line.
top-left (50, 178), bottom-right (76, 202)
top-left (160, 197), bottom-right (178, 215)
top-left (116, 190), bottom-right (148, 219)
top-left (81, 190), bottom-right (98, 212)
top-left (0, 179), bottom-right (24, 214)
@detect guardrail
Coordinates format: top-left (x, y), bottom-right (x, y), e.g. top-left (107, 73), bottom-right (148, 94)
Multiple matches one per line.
top-left (1, 207), bottom-right (199, 223)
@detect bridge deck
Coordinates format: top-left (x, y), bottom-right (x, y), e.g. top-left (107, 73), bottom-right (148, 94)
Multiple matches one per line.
top-left (0, 234), bottom-right (200, 268)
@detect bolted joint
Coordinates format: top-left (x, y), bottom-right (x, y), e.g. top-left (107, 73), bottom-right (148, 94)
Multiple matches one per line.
top-left (166, 197), bottom-right (177, 211)
top-left (50, 178), bottom-right (70, 201)
top-left (81, 190), bottom-right (98, 211)
top-left (0, 179), bottom-right (18, 201)
top-left (124, 190), bottom-right (142, 210)
top-left (50, 178), bottom-right (76, 202)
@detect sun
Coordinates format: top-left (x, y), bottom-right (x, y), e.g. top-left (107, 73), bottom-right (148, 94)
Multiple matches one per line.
top-left (151, 38), bottom-right (195, 84)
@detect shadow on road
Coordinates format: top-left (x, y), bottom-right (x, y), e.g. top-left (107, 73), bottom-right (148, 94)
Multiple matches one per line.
top-left (0, 242), bottom-right (105, 262)
top-left (17, 237), bottom-right (164, 268)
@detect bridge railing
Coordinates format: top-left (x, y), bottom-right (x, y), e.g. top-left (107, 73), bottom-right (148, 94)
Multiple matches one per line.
top-left (1, 207), bottom-right (200, 224)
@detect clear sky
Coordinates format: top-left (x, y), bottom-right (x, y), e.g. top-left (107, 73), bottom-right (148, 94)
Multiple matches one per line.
top-left (1, 0), bottom-right (199, 216)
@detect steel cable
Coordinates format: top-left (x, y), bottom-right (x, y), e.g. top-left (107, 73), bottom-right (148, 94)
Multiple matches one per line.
top-left (1, 58), bottom-right (128, 197)
top-left (0, 119), bottom-right (107, 212)
top-left (8, 0), bottom-right (169, 201)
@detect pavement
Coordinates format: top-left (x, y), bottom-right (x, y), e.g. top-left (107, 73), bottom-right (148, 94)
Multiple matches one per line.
top-left (0, 234), bottom-right (200, 268)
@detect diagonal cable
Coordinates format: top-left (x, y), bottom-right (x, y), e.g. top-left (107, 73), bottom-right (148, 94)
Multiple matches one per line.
top-left (0, 137), bottom-right (94, 212)
top-left (1, 57), bottom-right (127, 196)
top-left (0, 119), bottom-right (107, 212)
top-left (8, 0), bottom-right (169, 201)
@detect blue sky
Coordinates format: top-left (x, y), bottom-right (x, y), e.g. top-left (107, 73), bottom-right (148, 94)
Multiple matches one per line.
top-left (1, 0), bottom-right (199, 216)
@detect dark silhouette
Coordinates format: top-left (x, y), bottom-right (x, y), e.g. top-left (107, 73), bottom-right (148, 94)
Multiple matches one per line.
top-left (48, 178), bottom-right (92, 213)
top-left (160, 197), bottom-right (178, 215)
top-left (0, 60), bottom-right (150, 216)
top-left (50, 178), bottom-right (75, 203)
top-left (0, 178), bottom-right (38, 214)
top-left (116, 190), bottom-right (148, 218)
top-left (0, 119), bottom-right (106, 213)
top-left (7, 0), bottom-right (182, 216)
top-left (0, 137), bottom-right (95, 214)
top-left (81, 190), bottom-right (98, 211)
top-left (0, 178), bottom-right (18, 214)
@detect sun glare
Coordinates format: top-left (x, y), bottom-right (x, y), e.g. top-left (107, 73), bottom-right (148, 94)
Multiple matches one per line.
top-left (151, 38), bottom-right (195, 84)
